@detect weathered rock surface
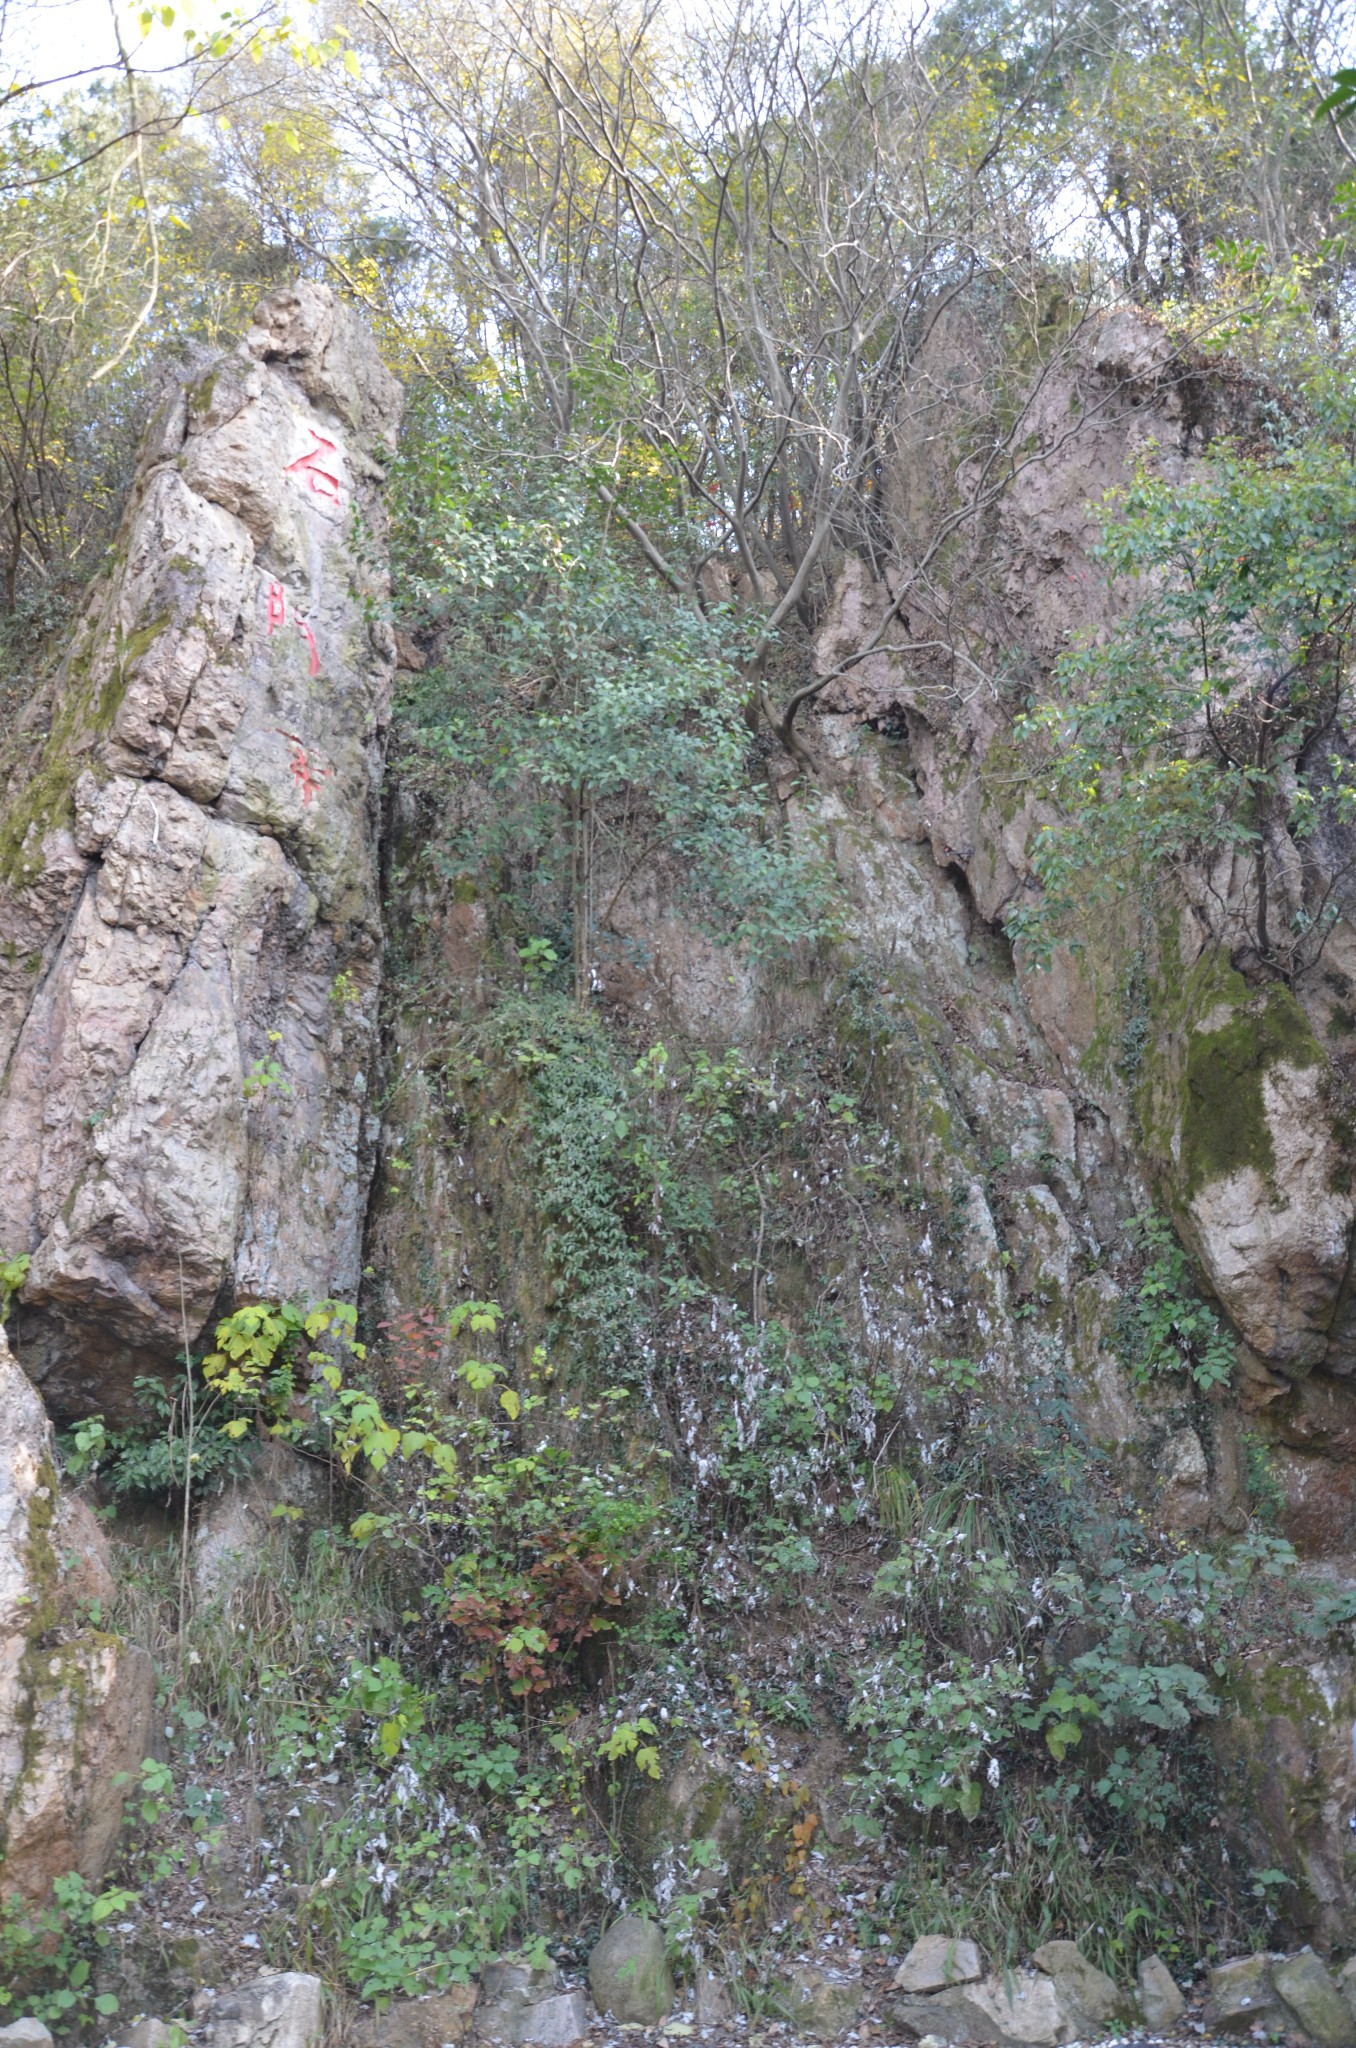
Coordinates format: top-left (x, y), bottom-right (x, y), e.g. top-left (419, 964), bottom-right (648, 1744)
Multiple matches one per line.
top-left (205, 1974), bottom-right (323, 2048)
top-left (894, 1937), bottom-right (984, 1993)
top-left (1205, 1954), bottom-right (1286, 2035)
top-left (693, 1968), bottom-right (735, 2028)
top-left (1030, 1939), bottom-right (1123, 2034)
top-left (778, 1965), bottom-right (863, 2039)
top-left (513, 1994), bottom-right (587, 2048)
top-left (0, 2024), bottom-right (55, 2048)
top-left (474, 1965), bottom-right (583, 2047)
top-left (587, 1915), bottom-right (674, 2024)
top-left (1273, 1948), bottom-right (1355, 2047)
top-left (1213, 1655), bottom-right (1356, 1950)
top-left (351, 1986), bottom-right (478, 2048)
top-left (190, 1436), bottom-right (326, 1601)
top-left (1136, 1955), bottom-right (1186, 2029)
top-left (0, 282), bottom-right (401, 1416)
top-left (116, 2023), bottom-right (181, 2048)
top-left (890, 1969), bottom-right (1064, 2046)
top-left (0, 1318), bottom-right (153, 1900)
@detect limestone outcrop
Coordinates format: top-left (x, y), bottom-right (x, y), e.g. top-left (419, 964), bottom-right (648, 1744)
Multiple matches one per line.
top-left (0, 284), bottom-right (401, 1414)
top-left (0, 1319), bottom-right (153, 1900)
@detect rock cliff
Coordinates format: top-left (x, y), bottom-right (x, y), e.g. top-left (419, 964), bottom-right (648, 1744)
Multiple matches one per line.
top-left (0, 285), bottom-right (402, 1415)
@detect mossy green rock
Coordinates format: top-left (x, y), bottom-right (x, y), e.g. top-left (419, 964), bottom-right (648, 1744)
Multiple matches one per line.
top-left (587, 1915), bottom-right (673, 2024)
top-left (1274, 1948), bottom-right (1355, 2047)
top-left (1138, 944), bottom-right (1352, 1375)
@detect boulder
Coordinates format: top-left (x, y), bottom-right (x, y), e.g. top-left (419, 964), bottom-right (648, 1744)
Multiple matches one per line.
top-left (1136, 1955), bottom-right (1186, 2029)
top-left (352, 1987), bottom-right (478, 2048)
top-left (890, 1970), bottom-right (1063, 2046)
top-left (1273, 1950), bottom-right (1355, 2048)
top-left (1030, 1940), bottom-right (1122, 2033)
top-left (1205, 1955), bottom-right (1285, 2035)
top-left (205, 1975), bottom-right (323, 2048)
top-left (0, 1320), bottom-right (154, 1902)
top-left (588, 1914), bottom-right (673, 2025)
top-left (895, 1937), bottom-right (984, 1993)
top-left (0, 282), bottom-right (402, 1417)
top-left (778, 1965), bottom-right (863, 2039)
top-left (0, 2026), bottom-right (55, 2048)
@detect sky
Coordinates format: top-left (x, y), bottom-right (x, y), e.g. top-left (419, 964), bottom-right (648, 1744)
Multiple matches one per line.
top-left (3, 0), bottom-right (299, 98)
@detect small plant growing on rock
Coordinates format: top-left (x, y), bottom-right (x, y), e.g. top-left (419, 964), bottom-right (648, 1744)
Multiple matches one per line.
top-left (1119, 1210), bottom-right (1235, 1391)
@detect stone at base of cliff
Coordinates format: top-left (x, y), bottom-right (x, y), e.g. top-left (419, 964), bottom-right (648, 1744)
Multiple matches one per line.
top-left (0, 2025), bottom-right (54, 2048)
top-left (205, 1975), bottom-right (323, 2048)
top-left (693, 1969), bottom-right (735, 2028)
top-left (895, 1937), bottom-right (984, 1993)
top-left (1137, 1956), bottom-right (1186, 2029)
top-left (1273, 1949), bottom-right (1355, 2047)
top-left (588, 1916), bottom-right (674, 2024)
top-left (1205, 1955), bottom-right (1286, 2035)
top-left (514, 1994), bottom-right (587, 2048)
top-left (191, 1440), bottom-right (326, 1602)
top-left (353, 1988), bottom-right (478, 2048)
top-left (475, 1965), bottom-right (586, 2047)
top-left (890, 1970), bottom-right (1062, 2046)
top-left (1031, 1940), bottom-right (1123, 2034)
top-left (778, 1965), bottom-right (863, 2039)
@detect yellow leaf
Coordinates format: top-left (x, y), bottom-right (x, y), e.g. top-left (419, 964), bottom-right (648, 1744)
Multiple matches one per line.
top-left (500, 1388), bottom-right (521, 1421)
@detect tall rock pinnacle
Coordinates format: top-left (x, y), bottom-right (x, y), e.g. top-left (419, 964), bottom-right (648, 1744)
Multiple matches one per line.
top-left (0, 283), bottom-right (403, 1413)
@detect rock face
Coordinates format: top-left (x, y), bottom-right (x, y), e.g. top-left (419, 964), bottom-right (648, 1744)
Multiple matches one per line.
top-left (778, 1965), bottom-right (863, 2040)
top-left (1030, 1939), bottom-right (1123, 2035)
top-left (895, 1937), bottom-right (984, 1993)
top-left (0, 1319), bottom-right (154, 1900)
top-left (474, 1964), bottom-right (587, 2047)
top-left (353, 1989), bottom-right (479, 2048)
top-left (0, 283), bottom-right (401, 1416)
top-left (889, 1945), bottom-right (1123, 2047)
top-left (890, 1968), bottom-right (1065, 2046)
top-left (1205, 1954), bottom-right (1286, 2034)
top-left (1272, 1949), bottom-right (1355, 2047)
top-left (205, 1974), bottom-right (324, 2048)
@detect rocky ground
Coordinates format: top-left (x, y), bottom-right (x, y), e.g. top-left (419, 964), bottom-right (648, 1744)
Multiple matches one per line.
top-left (16, 1928), bottom-right (1344, 2048)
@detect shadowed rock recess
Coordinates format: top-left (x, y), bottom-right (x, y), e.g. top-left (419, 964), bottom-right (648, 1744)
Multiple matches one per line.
top-left (0, 285), bottom-right (402, 1416)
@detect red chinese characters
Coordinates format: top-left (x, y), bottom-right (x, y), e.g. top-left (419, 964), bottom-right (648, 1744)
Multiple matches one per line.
top-left (263, 581), bottom-right (320, 676)
top-left (284, 430), bottom-right (344, 509)
top-left (274, 730), bottom-right (332, 806)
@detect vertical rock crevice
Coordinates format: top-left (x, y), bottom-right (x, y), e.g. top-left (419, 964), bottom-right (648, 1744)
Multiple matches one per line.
top-left (0, 283), bottom-right (402, 1415)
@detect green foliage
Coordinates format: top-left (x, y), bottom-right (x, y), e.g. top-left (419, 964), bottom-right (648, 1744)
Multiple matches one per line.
top-left (1118, 1211), bottom-right (1235, 1391)
top-left (845, 1388), bottom-right (1294, 1843)
top-left (392, 394), bottom-right (831, 975)
top-left (243, 1030), bottom-right (292, 1100)
top-left (202, 1296), bottom-right (361, 1439)
top-left (1012, 424), bottom-right (1356, 980)
top-left (59, 1371), bottom-right (249, 1503)
top-left (0, 1873), bottom-right (137, 2028)
top-left (0, 1250), bottom-right (28, 1320)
